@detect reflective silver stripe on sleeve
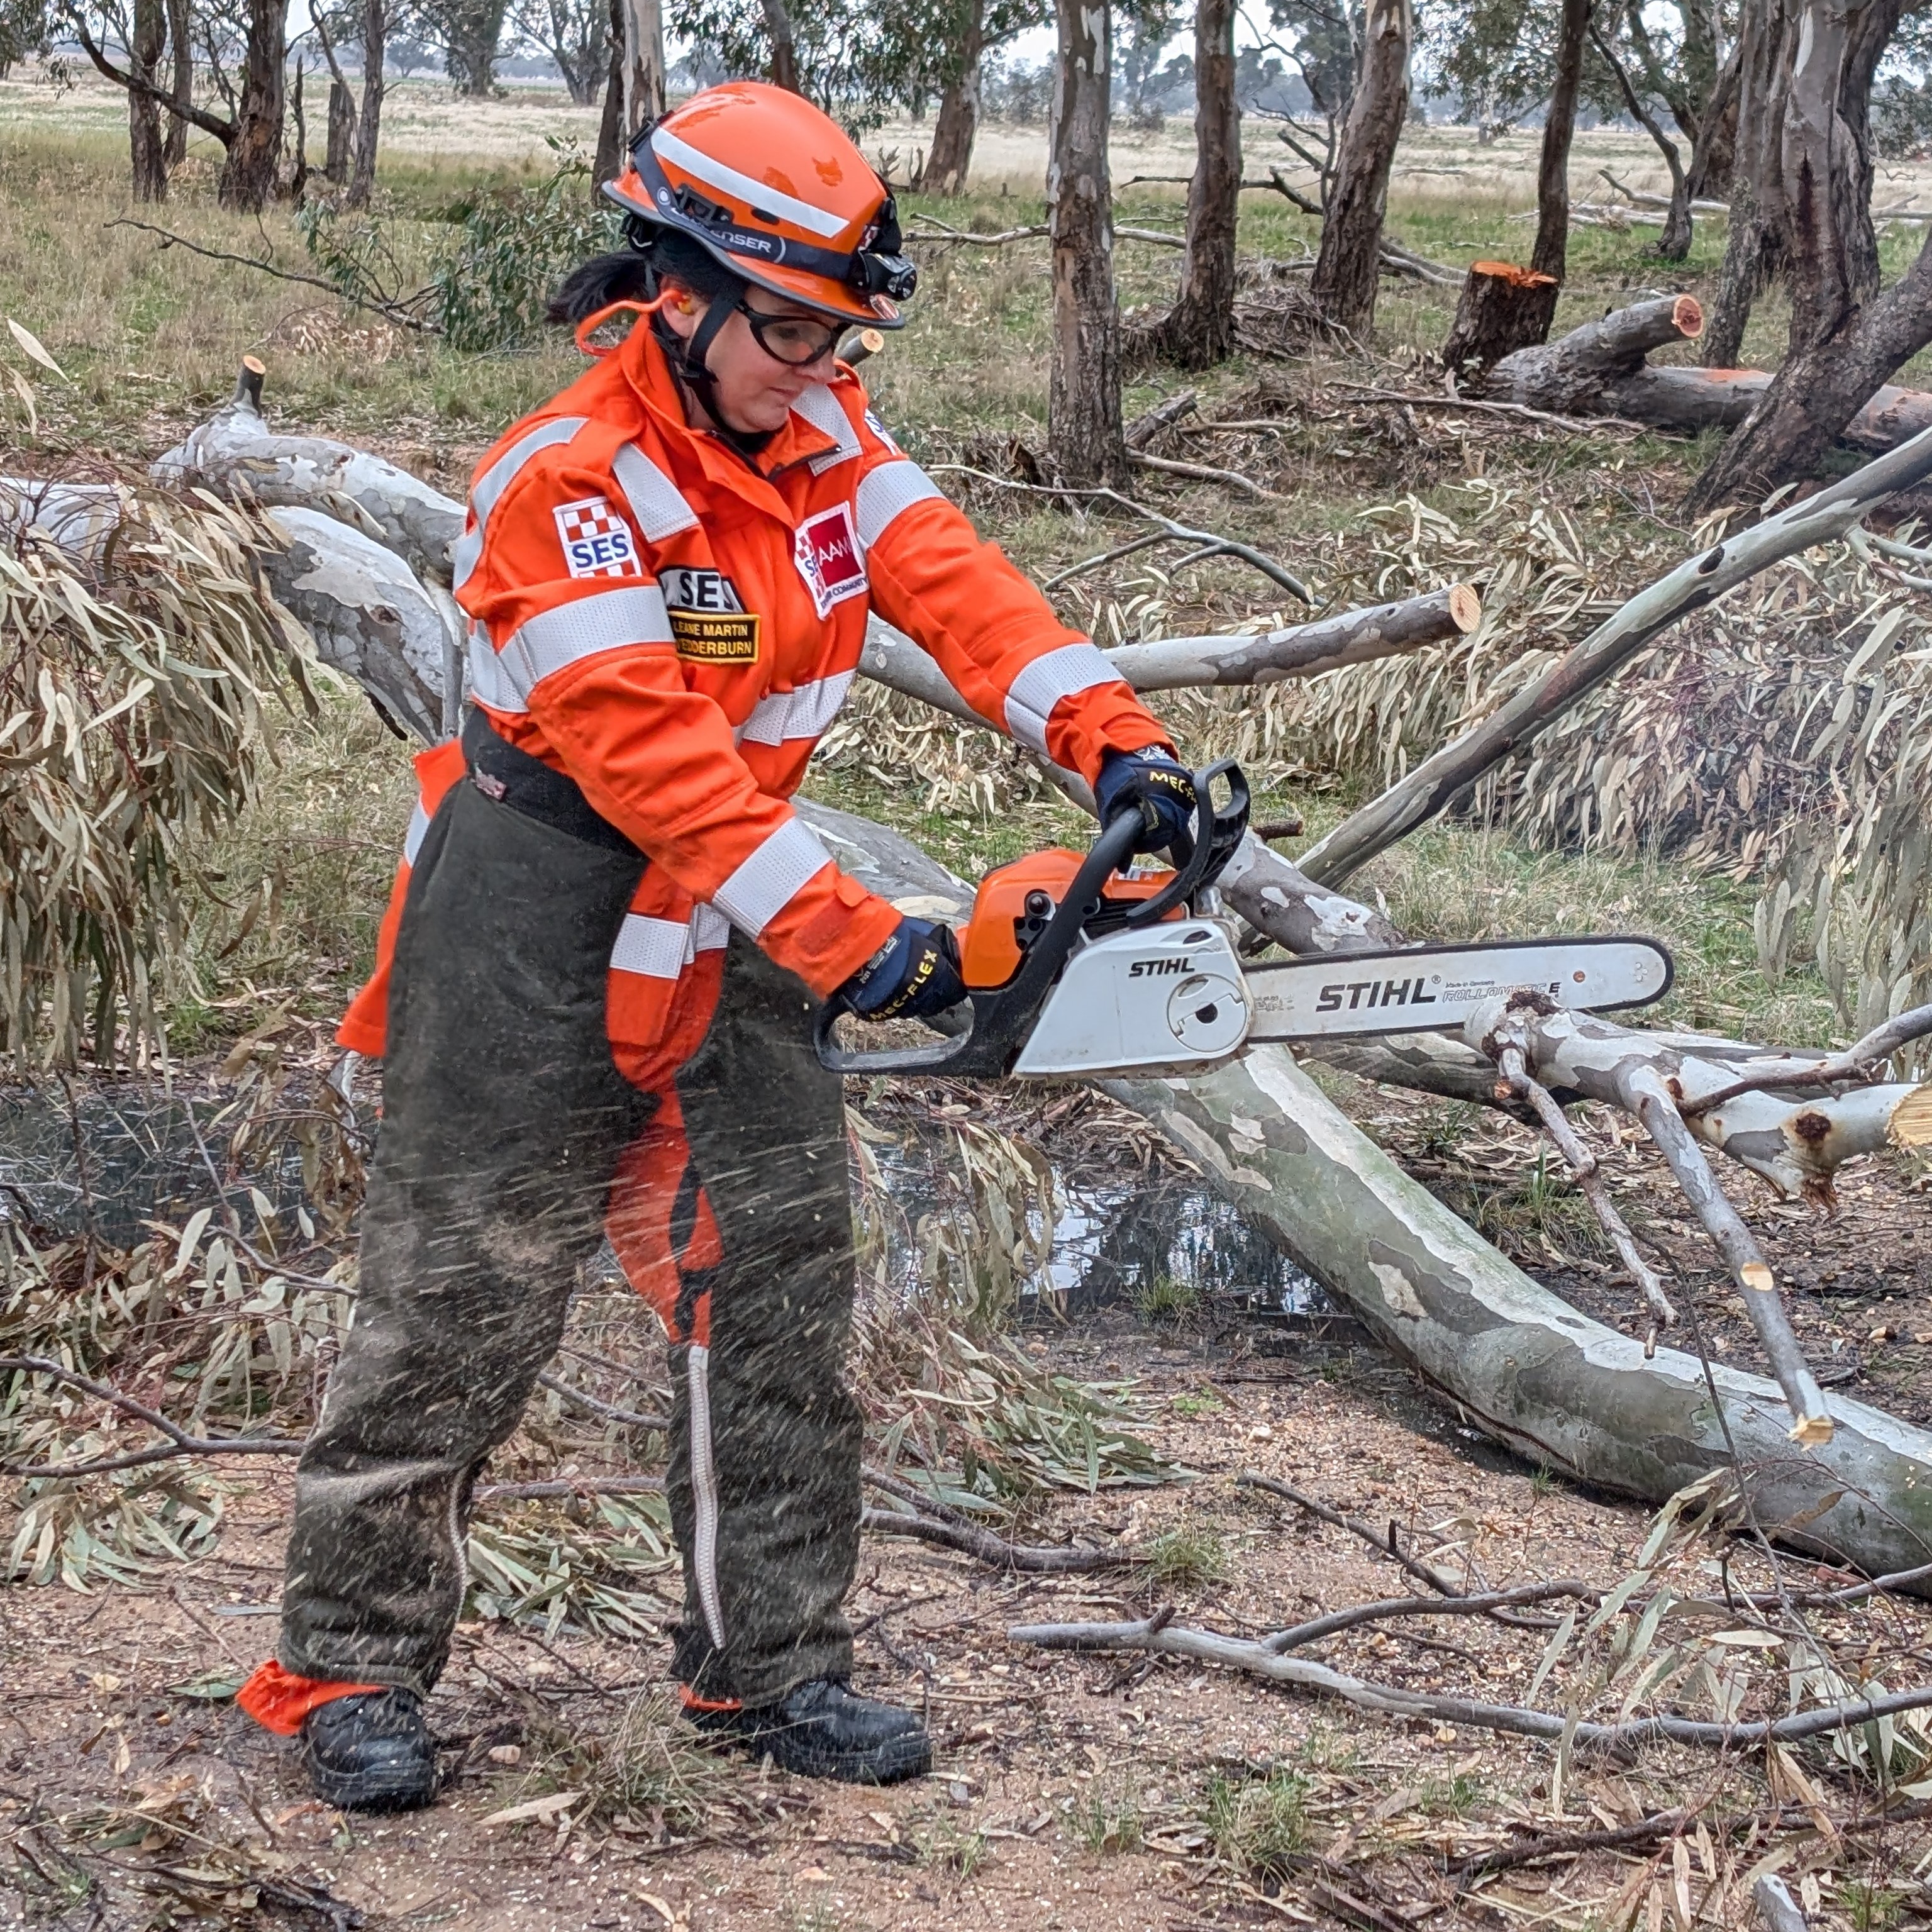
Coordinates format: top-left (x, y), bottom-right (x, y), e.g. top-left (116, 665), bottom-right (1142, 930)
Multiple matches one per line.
top-left (452, 416), bottom-right (589, 591)
top-left (402, 800), bottom-right (430, 866)
top-left (854, 459), bottom-right (944, 550)
top-left (609, 902), bottom-right (733, 979)
top-left (791, 383), bottom-right (864, 473)
top-left (495, 584), bottom-right (674, 699)
top-left (611, 442), bottom-right (700, 543)
top-left (468, 627), bottom-right (526, 713)
top-left (710, 817), bottom-right (835, 938)
top-left (609, 913), bottom-right (689, 979)
top-left (1002, 641), bottom-right (1124, 756)
top-left (689, 902), bottom-right (731, 953)
top-left (736, 670), bottom-right (855, 747)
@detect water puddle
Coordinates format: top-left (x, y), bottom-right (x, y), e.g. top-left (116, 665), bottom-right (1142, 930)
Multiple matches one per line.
top-left (867, 1120), bottom-right (1337, 1328)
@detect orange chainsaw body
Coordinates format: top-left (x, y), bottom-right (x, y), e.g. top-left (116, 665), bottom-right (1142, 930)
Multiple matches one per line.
top-left (958, 849), bottom-right (1182, 990)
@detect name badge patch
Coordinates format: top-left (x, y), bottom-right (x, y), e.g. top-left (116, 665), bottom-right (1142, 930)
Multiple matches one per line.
top-left (554, 496), bottom-right (641, 579)
top-left (793, 504), bottom-right (867, 618)
top-left (671, 609), bottom-right (762, 662)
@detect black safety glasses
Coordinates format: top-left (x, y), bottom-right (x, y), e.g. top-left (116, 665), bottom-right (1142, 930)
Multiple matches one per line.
top-left (737, 300), bottom-right (845, 367)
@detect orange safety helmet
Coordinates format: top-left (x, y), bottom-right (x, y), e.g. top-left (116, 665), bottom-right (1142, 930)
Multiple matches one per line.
top-left (604, 82), bottom-right (916, 328)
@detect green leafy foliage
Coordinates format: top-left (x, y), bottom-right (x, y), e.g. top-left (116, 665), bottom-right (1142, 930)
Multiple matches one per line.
top-left (430, 146), bottom-right (623, 353)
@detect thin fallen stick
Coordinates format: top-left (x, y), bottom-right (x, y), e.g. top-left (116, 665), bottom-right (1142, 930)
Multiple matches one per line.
top-left (926, 464), bottom-right (1310, 601)
top-left (535, 1371), bottom-right (669, 1433)
top-left (0, 1354), bottom-right (304, 1478)
top-left (1453, 1807), bottom-right (1697, 1879)
top-left (1263, 1579), bottom-right (1597, 1653)
top-left (1624, 1064), bottom-right (1833, 1444)
top-left (104, 219), bottom-right (438, 332)
top-left (860, 1506), bottom-right (1140, 1574)
top-left (1680, 1001), bottom-right (1932, 1116)
top-left (1331, 381), bottom-right (1653, 436)
top-left (1128, 448), bottom-right (1282, 499)
top-left (1492, 1034), bottom-right (1677, 1340)
top-left (1043, 527), bottom-right (1221, 591)
top-left (1237, 1471), bottom-right (1469, 1596)
top-left (1007, 1613), bottom-right (1932, 1747)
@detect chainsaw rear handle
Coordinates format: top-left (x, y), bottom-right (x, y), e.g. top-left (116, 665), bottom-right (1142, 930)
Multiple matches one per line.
top-left (813, 758), bottom-right (1250, 1079)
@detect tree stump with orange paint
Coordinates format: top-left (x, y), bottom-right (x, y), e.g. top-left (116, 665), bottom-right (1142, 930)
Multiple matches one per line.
top-left (1441, 261), bottom-right (1561, 377)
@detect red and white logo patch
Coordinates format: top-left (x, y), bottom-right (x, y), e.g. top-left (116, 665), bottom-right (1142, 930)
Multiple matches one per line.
top-left (553, 496), bottom-right (641, 580)
top-left (793, 503), bottom-right (868, 619)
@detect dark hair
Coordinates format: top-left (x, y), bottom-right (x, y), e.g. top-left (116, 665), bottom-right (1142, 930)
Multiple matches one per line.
top-left (547, 229), bottom-right (746, 326)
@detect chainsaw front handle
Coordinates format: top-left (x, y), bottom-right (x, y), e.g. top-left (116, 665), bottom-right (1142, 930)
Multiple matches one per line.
top-left (814, 760), bottom-right (1250, 1079)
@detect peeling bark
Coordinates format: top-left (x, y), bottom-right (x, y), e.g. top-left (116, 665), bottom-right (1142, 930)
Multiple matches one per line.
top-left (1107, 1047), bottom-right (1932, 1589)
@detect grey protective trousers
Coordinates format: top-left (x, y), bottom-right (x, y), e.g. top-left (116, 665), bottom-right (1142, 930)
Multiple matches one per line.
top-left (278, 770), bottom-right (862, 1706)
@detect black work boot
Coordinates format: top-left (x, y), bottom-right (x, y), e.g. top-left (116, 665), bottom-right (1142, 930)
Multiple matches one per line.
top-left (694, 1679), bottom-right (931, 1784)
top-left (298, 1688), bottom-right (438, 1812)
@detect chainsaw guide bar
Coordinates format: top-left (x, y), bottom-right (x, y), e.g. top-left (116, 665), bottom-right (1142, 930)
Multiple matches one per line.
top-left (1243, 935), bottom-right (1676, 1043)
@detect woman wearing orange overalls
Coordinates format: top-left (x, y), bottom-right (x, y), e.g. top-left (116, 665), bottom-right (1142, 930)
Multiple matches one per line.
top-left (236, 82), bottom-right (1196, 1809)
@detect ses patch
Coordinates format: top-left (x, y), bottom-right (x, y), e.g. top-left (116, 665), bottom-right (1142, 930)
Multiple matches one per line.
top-left (661, 566), bottom-right (760, 663)
top-left (553, 496), bottom-right (641, 579)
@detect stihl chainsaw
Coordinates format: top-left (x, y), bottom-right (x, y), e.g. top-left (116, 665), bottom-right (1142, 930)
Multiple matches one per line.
top-left (816, 761), bottom-right (1673, 1080)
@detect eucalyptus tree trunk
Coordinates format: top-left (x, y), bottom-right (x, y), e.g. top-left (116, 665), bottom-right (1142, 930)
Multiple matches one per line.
top-left (345, 0), bottom-right (385, 211)
top-left (1159, 0), bottom-right (1240, 367)
top-left (164, 0), bottom-right (191, 166)
top-left (128, 0), bottom-right (169, 202)
top-left (217, 0), bottom-right (287, 213)
top-left (924, 0), bottom-right (985, 196)
top-left (1530, 0), bottom-right (1591, 284)
top-left (1046, 0), bottom-right (1129, 487)
top-left (443, 0), bottom-right (506, 95)
top-left (1307, 0), bottom-right (1412, 339)
top-left (762, 0), bottom-right (801, 92)
top-left (1688, 0), bottom-right (1914, 508)
top-left (621, 0), bottom-right (664, 130)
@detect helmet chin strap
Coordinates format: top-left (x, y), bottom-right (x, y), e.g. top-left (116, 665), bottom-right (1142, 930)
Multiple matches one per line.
top-left (654, 291), bottom-right (775, 457)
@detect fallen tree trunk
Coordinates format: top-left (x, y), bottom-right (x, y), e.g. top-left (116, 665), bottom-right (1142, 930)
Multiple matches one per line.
top-left (1105, 1046), bottom-right (1932, 1589)
top-left (1483, 294), bottom-right (1932, 452)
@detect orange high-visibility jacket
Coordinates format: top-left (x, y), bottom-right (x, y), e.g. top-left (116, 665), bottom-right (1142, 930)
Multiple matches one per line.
top-left (339, 321), bottom-right (1173, 1060)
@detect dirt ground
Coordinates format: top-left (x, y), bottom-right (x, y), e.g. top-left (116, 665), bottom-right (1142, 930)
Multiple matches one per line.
top-left (5, 1102), bottom-right (1930, 1932)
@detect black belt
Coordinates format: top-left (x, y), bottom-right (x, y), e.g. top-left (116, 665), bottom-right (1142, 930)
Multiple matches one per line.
top-left (462, 711), bottom-right (643, 859)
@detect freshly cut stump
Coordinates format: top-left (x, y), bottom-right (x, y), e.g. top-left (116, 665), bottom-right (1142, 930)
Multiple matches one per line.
top-left (1442, 261), bottom-right (1560, 377)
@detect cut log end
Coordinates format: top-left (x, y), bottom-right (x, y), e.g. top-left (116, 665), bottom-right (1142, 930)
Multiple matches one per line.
top-left (1447, 583), bottom-right (1482, 633)
top-left (1790, 1413), bottom-right (1836, 1448)
top-left (1741, 1261), bottom-right (1776, 1294)
top-left (1670, 294), bottom-right (1706, 341)
top-left (1889, 1084), bottom-right (1932, 1148)
top-left (234, 355), bottom-right (266, 408)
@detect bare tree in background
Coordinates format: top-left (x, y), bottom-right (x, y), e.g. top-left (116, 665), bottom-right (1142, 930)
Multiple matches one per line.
top-left (513, 0), bottom-right (608, 103)
top-left (1157, 0), bottom-right (1238, 365)
top-left (1688, 0), bottom-right (1929, 508)
top-left (345, 0), bottom-right (384, 207)
top-left (1307, 0), bottom-right (1411, 338)
top-left (129, 0), bottom-right (169, 199)
top-left (760, 0), bottom-right (798, 89)
top-left (621, 0), bottom-right (664, 125)
top-left (1046, 0), bottom-right (1128, 485)
top-left (70, 0), bottom-right (289, 210)
top-left (309, 0), bottom-right (357, 182)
